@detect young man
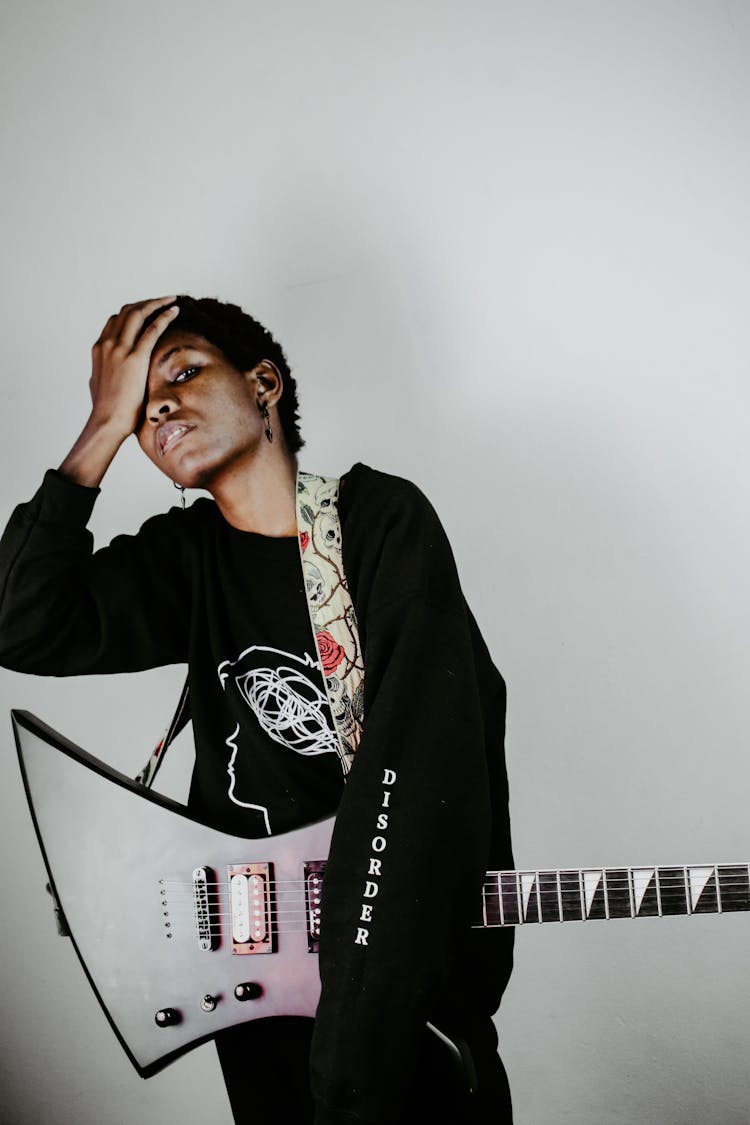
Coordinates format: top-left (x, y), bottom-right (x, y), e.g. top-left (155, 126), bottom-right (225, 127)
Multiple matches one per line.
top-left (0, 296), bottom-right (514, 1124)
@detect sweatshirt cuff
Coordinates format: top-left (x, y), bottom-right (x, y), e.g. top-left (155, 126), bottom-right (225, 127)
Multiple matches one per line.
top-left (38, 468), bottom-right (100, 526)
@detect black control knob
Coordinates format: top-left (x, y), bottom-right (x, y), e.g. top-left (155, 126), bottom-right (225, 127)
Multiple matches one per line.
top-left (234, 982), bottom-right (263, 1002)
top-left (154, 1007), bottom-right (181, 1027)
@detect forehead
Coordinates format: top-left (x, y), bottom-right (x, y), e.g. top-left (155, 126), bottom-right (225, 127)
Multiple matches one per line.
top-left (148, 331), bottom-right (220, 373)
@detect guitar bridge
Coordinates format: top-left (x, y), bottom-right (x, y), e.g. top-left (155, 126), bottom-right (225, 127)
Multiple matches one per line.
top-left (228, 863), bottom-right (275, 955)
top-left (304, 861), bottom-right (325, 953)
top-left (192, 866), bottom-right (217, 951)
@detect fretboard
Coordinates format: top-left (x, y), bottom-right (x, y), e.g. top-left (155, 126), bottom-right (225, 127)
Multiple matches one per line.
top-left (479, 863), bottom-right (750, 927)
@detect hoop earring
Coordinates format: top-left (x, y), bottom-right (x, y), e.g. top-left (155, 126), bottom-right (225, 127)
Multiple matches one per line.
top-left (173, 481), bottom-right (186, 510)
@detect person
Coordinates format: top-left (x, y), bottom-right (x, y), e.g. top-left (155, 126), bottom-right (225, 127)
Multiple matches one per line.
top-left (0, 296), bottom-right (514, 1124)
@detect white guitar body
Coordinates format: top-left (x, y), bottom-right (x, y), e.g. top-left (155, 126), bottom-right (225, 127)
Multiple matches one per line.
top-left (13, 710), bottom-right (333, 1077)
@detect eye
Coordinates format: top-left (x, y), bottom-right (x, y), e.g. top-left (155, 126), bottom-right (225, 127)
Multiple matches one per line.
top-left (172, 366), bottom-right (200, 384)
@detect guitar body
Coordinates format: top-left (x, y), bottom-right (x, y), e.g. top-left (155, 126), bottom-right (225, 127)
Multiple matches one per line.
top-left (12, 709), bottom-right (333, 1077)
top-left (14, 709), bottom-right (750, 1083)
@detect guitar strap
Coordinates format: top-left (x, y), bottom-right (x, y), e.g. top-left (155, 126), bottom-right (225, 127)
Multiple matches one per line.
top-left (137, 470), bottom-right (364, 788)
top-left (295, 472), bottom-right (364, 776)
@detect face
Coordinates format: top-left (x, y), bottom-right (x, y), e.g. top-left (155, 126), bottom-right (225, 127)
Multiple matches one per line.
top-left (137, 332), bottom-right (269, 491)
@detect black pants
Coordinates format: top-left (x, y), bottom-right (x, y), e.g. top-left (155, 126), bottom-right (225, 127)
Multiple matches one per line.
top-left (216, 1016), bottom-right (513, 1124)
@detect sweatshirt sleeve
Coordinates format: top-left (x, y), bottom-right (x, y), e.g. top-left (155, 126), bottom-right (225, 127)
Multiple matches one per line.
top-left (310, 468), bottom-right (510, 1124)
top-left (0, 470), bottom-right (189, 674)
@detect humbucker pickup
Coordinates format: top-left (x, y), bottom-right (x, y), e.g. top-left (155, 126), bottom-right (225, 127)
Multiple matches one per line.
top-left (228, 862), bottom-right (275, 955)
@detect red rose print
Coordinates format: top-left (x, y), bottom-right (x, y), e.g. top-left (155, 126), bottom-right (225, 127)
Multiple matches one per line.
top-left (316, 630), bottom-right (345, 674)
top-left (300, 531), bottom-right (310, 551)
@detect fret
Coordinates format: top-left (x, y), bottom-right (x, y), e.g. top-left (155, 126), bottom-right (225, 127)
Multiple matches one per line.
top-left (717, 865), bottom-right (750, 912)
top-left (560, 870), bottom-right (584, 921)
top-left (656, 867), bottom-right (688, 915)
top-left (604, 868), bottom-right (632, 918)
top-left (500, 872), bottom-right (521, 925)
top-left (631, 868), bottom-right (659, 917)
top-left (538, 871), bottom-right (561, 922)
top-left (654, 864), bottom-right (663, 915)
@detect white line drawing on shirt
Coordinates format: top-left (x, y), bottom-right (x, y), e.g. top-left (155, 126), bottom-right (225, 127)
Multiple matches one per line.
top-left (217, 645), bottom-right (337, 831)
top-left (224, 722), bottom-right (272, 835)
top-left (218, 645), bottom-right (338, 757)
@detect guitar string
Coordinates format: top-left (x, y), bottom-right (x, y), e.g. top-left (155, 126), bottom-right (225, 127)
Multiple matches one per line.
top-left (159, 880), bottom-right (750, 905)
top-left (156, 881), bottom-right (750, 904)
top-left (161, 889), bottom-right (749, 926)
top-left (162, 908), bottom-right (744, 941)
top-left (156, 898), bottom-right (749, 932)
top-left (157, 891), bottom-right (750, 917)
top-left (158, 867), bottom-right (750, 889)
top-left (173, 875), bottom-right (749, 898)
top-left (167, 906), bottom-right (748, 930)
top-left (159, 882), bottom-right (750, 928)
top-left (155, 872), bottom-right (750, 927)
top-left (153, 909), bottom-right (737, 941)
top-left (157, 874), bottom-right (750, 896)
top-left (156, 888), bottom-right (749, 909)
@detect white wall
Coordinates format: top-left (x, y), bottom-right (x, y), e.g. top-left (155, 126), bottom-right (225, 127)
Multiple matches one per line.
top-left (1, 1), bottom-right (749, 1121)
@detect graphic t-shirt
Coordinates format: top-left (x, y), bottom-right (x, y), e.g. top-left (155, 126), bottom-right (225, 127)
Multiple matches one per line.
top-left (185, 526), bottom-right (343, 837)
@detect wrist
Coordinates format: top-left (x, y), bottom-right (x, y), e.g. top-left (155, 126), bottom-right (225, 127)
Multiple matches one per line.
top-left (59, 412), bottom-right (130, 488)
top-left (87, 408), bottom-right (135, 446)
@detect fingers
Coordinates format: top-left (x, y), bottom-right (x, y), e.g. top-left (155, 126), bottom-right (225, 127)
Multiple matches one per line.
top-left (93, 313), bottom-right (119, 349)
top-left (134, 303), bottom-right (181, 356)
top-left (117, 296), bottom-right (178, 351)
top-left (88, 298), bottom-right (180, 433)
top-left (94, 296), bottom-right (177, 351)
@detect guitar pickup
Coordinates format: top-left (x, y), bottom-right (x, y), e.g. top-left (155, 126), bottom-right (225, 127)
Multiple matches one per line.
top-left (304, 861), bottom-right (326, 953)
top-left (228, 863), bottom-right (275, 955)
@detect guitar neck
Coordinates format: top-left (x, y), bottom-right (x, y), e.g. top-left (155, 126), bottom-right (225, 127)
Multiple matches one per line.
top-left (480, 863), bottom-right (750, 927)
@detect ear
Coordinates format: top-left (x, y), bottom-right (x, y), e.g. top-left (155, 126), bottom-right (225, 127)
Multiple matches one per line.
top-left (252, 360), bottom-right (283, 409)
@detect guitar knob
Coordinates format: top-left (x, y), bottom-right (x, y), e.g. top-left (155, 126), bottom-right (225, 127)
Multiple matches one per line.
top-left (154, 1007), bottom-right (181, 1027)
top-left (234, 982), bottom-right (263, 1002)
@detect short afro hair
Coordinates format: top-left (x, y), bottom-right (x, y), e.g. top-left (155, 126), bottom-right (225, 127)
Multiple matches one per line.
top-left (152, 296), bottom-right (303, 454)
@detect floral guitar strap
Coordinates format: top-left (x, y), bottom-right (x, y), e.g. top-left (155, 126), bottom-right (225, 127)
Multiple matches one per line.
top-left (296, 471), bottom-right (364, 777)
top-left (137, 471), bottom-right (364, 788)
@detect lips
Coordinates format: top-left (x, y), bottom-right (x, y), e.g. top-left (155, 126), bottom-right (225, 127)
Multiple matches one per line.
top-left (157, 420), bottom-right (195, 458)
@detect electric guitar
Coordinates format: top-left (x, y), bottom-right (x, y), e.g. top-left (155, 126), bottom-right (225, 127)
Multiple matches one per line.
top-left (12, 709), bottom-right (750, 1079)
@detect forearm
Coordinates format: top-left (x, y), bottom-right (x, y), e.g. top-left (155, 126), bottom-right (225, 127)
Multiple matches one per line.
top-left (0, 470), bottom-right (187, 674)
top-left (310, 600), bottom-right (494, 1121)
top-left (311, 467), bottom-right (513, 1121)
top-left (58, 412), bottom-right (129, 489)
top-left (0, 471), bottom-right (98, 670)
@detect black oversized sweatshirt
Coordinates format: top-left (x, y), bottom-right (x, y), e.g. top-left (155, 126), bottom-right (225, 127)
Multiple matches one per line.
top-left (0, 462), bottom-right (514, 1125)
